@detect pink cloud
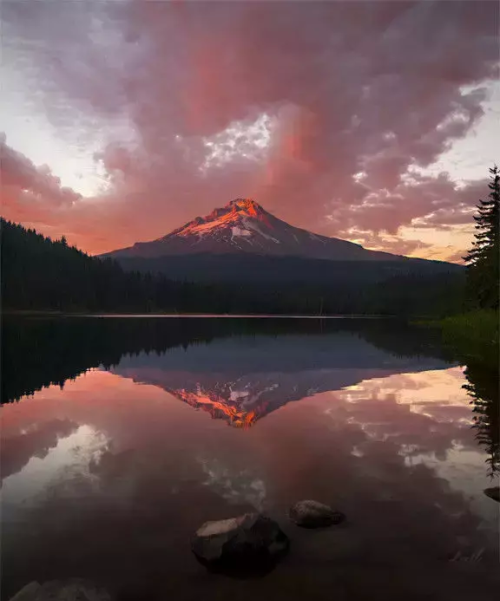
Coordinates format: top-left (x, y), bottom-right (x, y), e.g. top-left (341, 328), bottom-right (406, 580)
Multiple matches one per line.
top-left (1, 1), bottom-right (498, 256)
top-left (0, 133), bottom-right (81, 210)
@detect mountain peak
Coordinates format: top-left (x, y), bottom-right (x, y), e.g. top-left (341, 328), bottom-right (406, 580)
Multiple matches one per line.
top-left (166, 198), bottom-right (270, 240)
top-left (105, 198), bottom-right (404, 262)
top-left (227, 198), bottom-right (264, 216)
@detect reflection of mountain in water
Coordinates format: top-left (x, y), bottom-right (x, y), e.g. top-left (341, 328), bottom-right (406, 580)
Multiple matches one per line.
top-left (112, 333), bottom-right (453, 428)
top-left (2, 316), bottom-right (449, 404)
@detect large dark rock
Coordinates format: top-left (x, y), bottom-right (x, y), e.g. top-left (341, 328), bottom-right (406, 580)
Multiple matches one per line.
top-left (8, 579), bottom-right (111, 601)
top-left (484, 487), bottom-right (500, 502)
top-left (289, 500), bottom-right (345, 528)
top-left (191, 513), bottom-right (289, 576)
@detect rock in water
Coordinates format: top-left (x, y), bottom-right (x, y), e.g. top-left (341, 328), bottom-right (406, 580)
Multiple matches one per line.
top-left (484, 487), bottom-right (500, 502)
top-left (289, 500), bottom-right (345, 528)
top-left (191, 513), bottom-right (289, 575)
top-left (8, 579), bottom-right (111, 601)
top-left (8, 582), bottom-right (42, 601)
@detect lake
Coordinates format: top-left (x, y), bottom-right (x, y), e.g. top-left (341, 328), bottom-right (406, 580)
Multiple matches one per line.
top-left (1, 316), bottom-right (498, 601)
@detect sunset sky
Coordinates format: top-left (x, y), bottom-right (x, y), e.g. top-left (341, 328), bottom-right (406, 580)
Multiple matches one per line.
top-left (1, 0), bottom-right (498, 262)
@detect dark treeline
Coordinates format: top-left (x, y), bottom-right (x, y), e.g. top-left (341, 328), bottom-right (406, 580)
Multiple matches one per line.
top-left (117, 252), bottom-right (461, 285)
top-left (464, 166), bottom-right (499, 311)
top-left (464, 362), bottom-right (499, 477)
top-left (1, 219), bottom-right (198, 314)
top-left (454, 167), bottom-right (499, 478)
top-left (1, 316), bottom-right (448, 404)
top-left (1, 218), bottom-right (464, 317)
top-left (444, 320), bottom-right (500, 477)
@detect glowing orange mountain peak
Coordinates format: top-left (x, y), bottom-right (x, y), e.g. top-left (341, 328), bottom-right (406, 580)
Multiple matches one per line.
top-left (229, 198), bottom-right (263, 217)
top-left (167, 386), bottom-right (261, 428)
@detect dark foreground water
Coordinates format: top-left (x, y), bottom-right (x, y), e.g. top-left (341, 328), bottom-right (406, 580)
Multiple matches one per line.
top-left (1, 317), bottom-right (498, 600)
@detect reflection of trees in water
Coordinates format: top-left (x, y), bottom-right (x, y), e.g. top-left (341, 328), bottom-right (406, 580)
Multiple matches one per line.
top-left (358, 320), bottom-right (446, 360)
top-left (463, 362), bottom-right (499, 478)
top-left (1, 317), bottom-right (450, 404)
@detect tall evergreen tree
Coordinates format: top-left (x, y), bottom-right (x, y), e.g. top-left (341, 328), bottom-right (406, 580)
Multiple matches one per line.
top-left (464, 166), bottom-right (500, 309)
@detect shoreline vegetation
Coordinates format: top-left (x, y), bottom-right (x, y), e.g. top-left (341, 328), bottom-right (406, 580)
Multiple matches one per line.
top-left (1, 218), bottom-right (465, 318)
top-left (1, 310), bottom-right (400, 319)
top-left (441, 310), bottom-right (498, 362)
top-left (433, 165), bottom-right (499, 483)
top-left (415, 310), bottom-right (498, 370)
top-left (414, 168), bottom-right (498, 371)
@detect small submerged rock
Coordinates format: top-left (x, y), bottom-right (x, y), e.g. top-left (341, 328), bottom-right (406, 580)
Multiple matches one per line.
top-left (8, 579), bottom-right (111, 601)
top-left (289, 499), bottom-right (345, 528)
top-left (484, 487), bottom-right (500, 502)
top-left (191, 513), bottom-right (289, 575)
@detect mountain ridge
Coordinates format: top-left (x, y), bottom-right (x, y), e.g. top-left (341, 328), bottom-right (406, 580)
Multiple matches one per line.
top-left (103, 198), bottom-right (404, 262)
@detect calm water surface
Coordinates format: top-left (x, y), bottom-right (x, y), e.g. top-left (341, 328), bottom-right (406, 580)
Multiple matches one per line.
top-left (1, 317), bottom-right (498, 600)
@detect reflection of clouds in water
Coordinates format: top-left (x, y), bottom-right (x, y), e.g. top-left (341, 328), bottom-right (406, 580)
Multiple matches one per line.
top-left (327, 368), bottom-right (474, 456)
top-left (2, 425), bottom-right (108, 513)
top-left (1, 367), bottom-right (494, 530)
top-left (321, 368), bottom-right (496, 525)
top-left (1, 364), bottom-right (498, 578)
top-left (341, 367), bottom-right (469, 409)
top-left (408, 447), bottom-right (498, 524)
top-left (198, 457), bottom-right (266, 510)
top-left (1, 418), bottom-right (78, 481)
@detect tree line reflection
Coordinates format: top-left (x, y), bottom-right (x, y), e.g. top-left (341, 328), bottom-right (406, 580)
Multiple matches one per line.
top-left (1, 316), bottom-right (497, 477)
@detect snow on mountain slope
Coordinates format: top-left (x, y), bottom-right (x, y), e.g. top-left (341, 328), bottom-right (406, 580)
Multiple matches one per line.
top-left (104, 198), bottom-right (402, 261)
top-left (111, 335), bottom-right (452, 428)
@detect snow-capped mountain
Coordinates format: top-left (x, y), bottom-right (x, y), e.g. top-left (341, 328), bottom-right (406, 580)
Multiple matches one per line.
top-left (111, 333), bottom-right (453, 428)
top-left (104, 198), bottom-right (400, 261)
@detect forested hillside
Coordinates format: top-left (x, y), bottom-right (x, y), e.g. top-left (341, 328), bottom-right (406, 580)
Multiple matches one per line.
top-left (1, 218), bottom-right (464, 316)
top-left (1, 219), bottom-right (194, 313)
